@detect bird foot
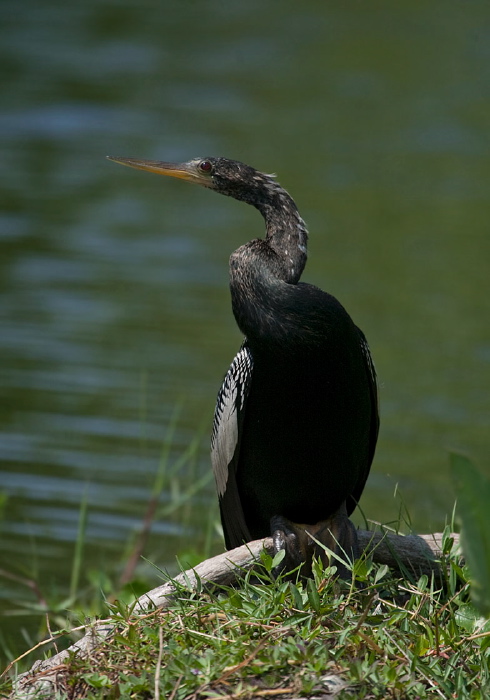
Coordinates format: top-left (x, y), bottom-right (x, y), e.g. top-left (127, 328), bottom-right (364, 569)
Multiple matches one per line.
top-left (270, 504), bottom-right (359, 580)
top-left (271, 515), bottom-right (307, 577)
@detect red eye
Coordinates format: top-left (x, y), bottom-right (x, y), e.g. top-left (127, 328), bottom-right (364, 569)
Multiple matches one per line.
top-left (199, 160), bottom-right (213, 173)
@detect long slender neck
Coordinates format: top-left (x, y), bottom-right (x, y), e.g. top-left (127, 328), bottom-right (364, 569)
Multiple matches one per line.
top-left (257, 189), bottom-right (308, 284)
top-left (228, 182), bottom-right (309, 342)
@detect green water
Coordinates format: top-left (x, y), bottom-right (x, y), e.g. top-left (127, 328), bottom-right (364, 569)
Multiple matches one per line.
top-left (1, 0), bottom-right (489, 656)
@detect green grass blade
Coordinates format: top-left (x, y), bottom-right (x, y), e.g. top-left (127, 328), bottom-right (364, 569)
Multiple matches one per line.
top-left (70, 489), bottom-right (89, 601)
top-left (450, 452), bottom-right (490, 617)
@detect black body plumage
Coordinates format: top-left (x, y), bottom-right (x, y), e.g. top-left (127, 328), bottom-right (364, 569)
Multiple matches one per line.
top-left (205, 158), bottom-right (379, 556)
top-left (107, 154), bottom-right (379, 572)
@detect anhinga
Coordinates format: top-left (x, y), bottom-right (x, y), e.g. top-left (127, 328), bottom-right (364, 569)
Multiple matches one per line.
top-left (108, 155), bottom-right (379, 576)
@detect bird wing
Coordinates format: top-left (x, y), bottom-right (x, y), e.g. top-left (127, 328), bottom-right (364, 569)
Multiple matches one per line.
top-left (347, 328), bottom-right (380, 514)
top-left (211, 341), bottom-right (254, 549)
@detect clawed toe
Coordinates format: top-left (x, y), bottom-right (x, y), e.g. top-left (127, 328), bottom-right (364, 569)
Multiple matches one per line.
top-left (270, 515), bottom-right (317, 578)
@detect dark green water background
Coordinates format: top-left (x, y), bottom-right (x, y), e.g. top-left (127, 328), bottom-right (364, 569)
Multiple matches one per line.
top-left (1, 0), bottom-right (489, 656)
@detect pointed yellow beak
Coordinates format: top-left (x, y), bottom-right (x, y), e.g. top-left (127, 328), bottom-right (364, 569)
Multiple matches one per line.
top-left (106, 156), bottom-right (213, 187)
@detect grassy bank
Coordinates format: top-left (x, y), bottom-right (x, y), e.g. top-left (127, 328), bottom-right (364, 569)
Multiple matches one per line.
top-left (2, 453), bottom-right (490, 698)
top-left (2, 527), bottom-right (490, 699)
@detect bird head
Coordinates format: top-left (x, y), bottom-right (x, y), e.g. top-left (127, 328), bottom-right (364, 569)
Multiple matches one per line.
top-left (106, 155), bottom-right (281, 206)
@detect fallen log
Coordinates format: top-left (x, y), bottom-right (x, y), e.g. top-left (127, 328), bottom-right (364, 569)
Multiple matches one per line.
top-left (10, 529), bottom-right (459, 699)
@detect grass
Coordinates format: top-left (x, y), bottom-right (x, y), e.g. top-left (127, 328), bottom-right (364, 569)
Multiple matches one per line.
top-left (2, 452), bottom-right (490, 698)
top-left (2, 526), bottom-right (490, 699)
top-left (0, 413), bottom-right (216, 678)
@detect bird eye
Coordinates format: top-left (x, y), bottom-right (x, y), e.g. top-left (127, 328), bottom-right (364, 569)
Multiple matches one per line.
top-left (199, 160), bottom-right (213, 174)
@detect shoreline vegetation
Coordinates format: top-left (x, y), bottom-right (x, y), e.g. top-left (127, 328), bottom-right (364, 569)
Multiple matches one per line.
top-left (2, 454), bottom-right (489, 698)
top-left (7, 529), bottom-right (451, 692)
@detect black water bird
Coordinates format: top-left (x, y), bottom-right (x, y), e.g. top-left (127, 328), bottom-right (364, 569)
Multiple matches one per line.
top-left (107, 155), bottom-right (379, 575)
